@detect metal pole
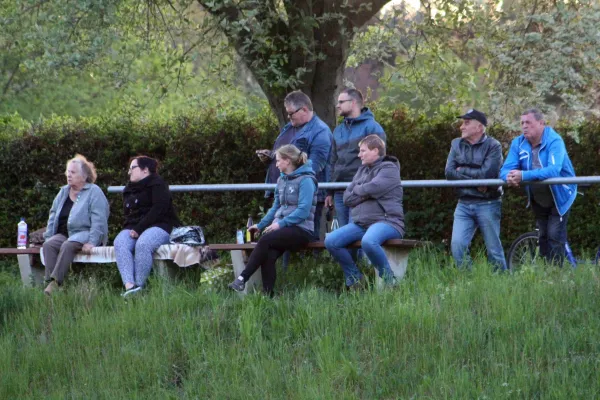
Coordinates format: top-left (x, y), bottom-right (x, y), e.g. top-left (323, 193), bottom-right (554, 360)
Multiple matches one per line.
top-left (107, 176), bottom-right (600, 193)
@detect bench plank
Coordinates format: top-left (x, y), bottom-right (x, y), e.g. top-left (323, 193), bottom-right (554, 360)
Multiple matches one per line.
top-left (210, 239), bottom-right (424, 251)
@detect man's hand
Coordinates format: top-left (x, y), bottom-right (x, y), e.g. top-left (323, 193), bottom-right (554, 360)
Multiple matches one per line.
top-left (263, 222), bottom-right (280, 234)
top-left (130, 230), bottom-right (139, 239)
top-left (256, 149), bottom-right (272, 163)
top-left (507, 170), bottom-right (523, 187)
top-left (324, 195), bottom-right (333, 208)
top-left (81, 243), bottom-right (94, 254)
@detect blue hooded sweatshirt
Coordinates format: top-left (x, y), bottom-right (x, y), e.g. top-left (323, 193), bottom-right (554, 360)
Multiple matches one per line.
top-left (330, 108), bottom-right (385, 185)
top-left (500, 126), bottom-right (577, 216)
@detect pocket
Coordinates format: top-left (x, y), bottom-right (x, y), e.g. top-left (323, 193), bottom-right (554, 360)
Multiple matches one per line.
top-left (294, 138), bottom-right (309, 153)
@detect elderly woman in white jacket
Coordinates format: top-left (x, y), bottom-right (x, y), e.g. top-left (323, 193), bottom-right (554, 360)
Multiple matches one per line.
top-left (42, 154), bottom-right (109, 295)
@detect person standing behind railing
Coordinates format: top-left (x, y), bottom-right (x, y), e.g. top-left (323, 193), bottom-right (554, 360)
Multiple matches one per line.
top-left (500, 108), bottom-right (577, 266)
top-left (445, 109), bottom-right (507, 271)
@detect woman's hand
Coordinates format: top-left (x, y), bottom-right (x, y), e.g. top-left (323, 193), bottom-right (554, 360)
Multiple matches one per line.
top-left (81, 243), bottom-right (94, 254)
top-left (263, 222), bottom-right (280, 234)
top-left (129, 230), bottom-right (139, 239)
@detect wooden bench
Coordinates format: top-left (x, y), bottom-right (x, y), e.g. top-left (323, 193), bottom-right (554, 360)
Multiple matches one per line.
top-left (0, 244), bottom-right (215, 287)
top-left (210, 239), bottom-right (426, 293)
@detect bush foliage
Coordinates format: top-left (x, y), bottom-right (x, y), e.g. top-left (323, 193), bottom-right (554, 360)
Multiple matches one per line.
top-left (0, 108), bottom-right (598, 252)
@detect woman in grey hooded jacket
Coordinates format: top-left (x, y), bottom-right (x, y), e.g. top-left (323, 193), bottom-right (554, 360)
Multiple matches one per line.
top-left (325, 135), bottom-right (405, 288)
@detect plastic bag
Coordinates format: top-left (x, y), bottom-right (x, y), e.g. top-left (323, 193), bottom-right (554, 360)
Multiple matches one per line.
top-left (169, 226), bottom-right (206, 246)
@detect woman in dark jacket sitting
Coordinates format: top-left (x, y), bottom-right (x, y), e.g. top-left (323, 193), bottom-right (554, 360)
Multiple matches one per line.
top-left (115, 156), bottom-right (180, 296)
top-left (325, 135), bottom-right (405, 289)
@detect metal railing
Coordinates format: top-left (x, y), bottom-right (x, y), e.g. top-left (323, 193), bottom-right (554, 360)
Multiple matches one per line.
top-left (107, 176), bottom-right (600, 193)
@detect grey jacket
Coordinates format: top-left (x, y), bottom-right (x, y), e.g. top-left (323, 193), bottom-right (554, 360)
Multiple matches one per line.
top-left (44, 183), bottom-right (110, 245)
top-left (444, 134), bottom-right (503, 201)
top-left (344, 156), bottom-right (405, 236)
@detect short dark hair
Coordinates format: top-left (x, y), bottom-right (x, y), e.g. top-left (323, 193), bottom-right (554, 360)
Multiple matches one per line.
top-left (359, 134), bottom-right (386, 156)
top-left (340, 87), bottom-right (364, 107)
top-left (130, 155), bottom-right (159, 174)
top-left (284, 90), bottom-right (313, 111)
top-left (522, 108), bottom-right (544, 121)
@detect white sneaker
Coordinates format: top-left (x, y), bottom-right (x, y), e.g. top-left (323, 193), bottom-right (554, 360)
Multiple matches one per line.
top-left (121, 286), bottom-right (142, 297)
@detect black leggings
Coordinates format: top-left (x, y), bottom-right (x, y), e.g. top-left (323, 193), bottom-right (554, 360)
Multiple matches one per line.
top-left (240, 226), bottom-right (313, 294)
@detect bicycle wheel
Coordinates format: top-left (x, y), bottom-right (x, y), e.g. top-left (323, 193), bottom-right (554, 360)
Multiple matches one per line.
top-left (507, 231), bottom-right (540, 271)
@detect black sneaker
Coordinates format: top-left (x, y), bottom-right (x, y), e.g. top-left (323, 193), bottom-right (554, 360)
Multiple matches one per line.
top-left (228, 278), bottom-right (245, 292)
top-left (121, 286), bottom-right (142, 297)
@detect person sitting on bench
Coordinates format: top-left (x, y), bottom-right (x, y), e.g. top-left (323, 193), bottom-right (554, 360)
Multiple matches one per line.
top-left (114, 156), bottom-right (180, 297)
top-left (42, 154), bottom-right (109, 296)
top-left (228, 144), bottom-right (317, 296)
top-left (325, 135), bottom-right (405, 289)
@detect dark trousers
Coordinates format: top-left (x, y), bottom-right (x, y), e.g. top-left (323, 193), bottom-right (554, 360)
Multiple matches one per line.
top-left (531, 198), bottom-right (569, 266)
top-left (42, 234), bottom-right (84, 284)
top-left (240, 226), bottom-right (313, 294)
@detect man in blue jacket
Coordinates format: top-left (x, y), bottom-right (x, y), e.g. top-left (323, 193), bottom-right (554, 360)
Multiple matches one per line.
top-left (324, 88), bottom-right (385, 227)
top-left (500, 108), bottom-right (577, 265)
top-left (256, 90), bottom-right (332, 241)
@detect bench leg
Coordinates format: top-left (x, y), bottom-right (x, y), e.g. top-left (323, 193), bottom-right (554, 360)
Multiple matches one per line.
top-left (374, 248), bottom-right (409, 289)
top-left (17, 254), bottom-right (45, 287)
top-left (231, 250), bottom-right (262, 295)
top-left (153, 260), bottom-right (177, 280)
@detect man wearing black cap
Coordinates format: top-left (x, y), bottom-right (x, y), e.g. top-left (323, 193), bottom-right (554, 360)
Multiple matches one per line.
top-left (445, 109), bottom-right (507, 271)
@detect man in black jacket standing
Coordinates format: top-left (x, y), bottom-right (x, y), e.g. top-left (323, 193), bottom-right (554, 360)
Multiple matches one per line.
top-left (445, 109), bottom-right (507, 271)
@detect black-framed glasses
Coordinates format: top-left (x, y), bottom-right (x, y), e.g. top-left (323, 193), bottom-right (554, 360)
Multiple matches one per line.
top-left (337, 99), bottom-right (352, 105)
top-left (129, 165), bottom-right (140, 172)
top-left (287, 107), bottom-right (303, 118)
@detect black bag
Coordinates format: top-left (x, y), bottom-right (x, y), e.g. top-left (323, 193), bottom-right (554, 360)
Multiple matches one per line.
top-left (169, 226), bottom-right (206, 246)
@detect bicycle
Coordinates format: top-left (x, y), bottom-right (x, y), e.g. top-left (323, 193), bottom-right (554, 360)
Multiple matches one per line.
top-left (507, 230), bottom-right (600, 270)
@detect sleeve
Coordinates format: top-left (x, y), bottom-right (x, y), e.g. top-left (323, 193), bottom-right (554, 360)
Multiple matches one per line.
top-left (327, 131), bottom-right (339, 196)
top-left (352, 164), bottom-right (400, 199)
top-left (257, 195), bottom-right (280, 230)
top-left (307, 127), bottom-right (332, 175)
top-left (459, 141), bottom-right (503, 179)
top-left (522, 139), bottom-right (568, 181)
top-left (87, 187), bottom-right (110, 246)
top-left (44, 190), bottom-right (63, 240)
top-left (133, 182), bottom-right (172, 234)
top-left (278, 178), bottom-right (316, 228)
top-left (500, 139), bottom-right (521, 181)
top-left (445, 143), bottom-right (472, 180)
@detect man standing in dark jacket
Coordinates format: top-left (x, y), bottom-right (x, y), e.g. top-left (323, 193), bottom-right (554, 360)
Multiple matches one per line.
top-left (445, 109), bottom-right (507, 271)
top-left (324, 88), bottom-right (385, 227)
top-left (256, 91), bottom-right (332, 241)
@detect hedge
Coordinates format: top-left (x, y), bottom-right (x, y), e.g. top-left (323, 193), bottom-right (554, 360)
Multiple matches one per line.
top-left (0, 107), bottom-right (598, 253)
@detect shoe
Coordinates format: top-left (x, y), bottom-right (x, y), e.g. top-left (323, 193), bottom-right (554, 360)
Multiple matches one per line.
top-left (44, 280), bottom-right (59, 296)
top-left (228, 277), bottom-right (245, 292)
top-left (121, 286), bottom-right (142, 297)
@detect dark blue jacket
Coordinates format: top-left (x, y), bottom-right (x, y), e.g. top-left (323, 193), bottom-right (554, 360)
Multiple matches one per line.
top-left (500, 126), bottom-right (577, 216)
top-left (269, 114), bottom-right (332, 201)
top-left (330, 108), bottom-right (385, 186)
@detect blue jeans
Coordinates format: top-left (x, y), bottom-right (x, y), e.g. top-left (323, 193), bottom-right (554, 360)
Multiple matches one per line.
top-left (451, 200), bottom-right (507, 271)
top-left (531, 198), bottom-right (569, 266)
top-left (325, 222), bottom-right (403, 286)
top-left (333, 191), bottom-right (350, 227)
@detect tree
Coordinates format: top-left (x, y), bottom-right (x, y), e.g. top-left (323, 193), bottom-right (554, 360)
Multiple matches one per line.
top-left (195, 0), bottom-right (391, 128)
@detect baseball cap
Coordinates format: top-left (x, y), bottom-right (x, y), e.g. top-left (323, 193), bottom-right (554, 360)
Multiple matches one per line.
top-left (457, 109), bottom-right (487, 126)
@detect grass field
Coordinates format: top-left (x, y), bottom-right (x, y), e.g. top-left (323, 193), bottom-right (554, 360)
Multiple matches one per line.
top-left (1, 249), bottom-right (599, 399)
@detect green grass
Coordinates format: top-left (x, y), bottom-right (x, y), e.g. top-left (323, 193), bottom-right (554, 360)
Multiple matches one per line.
top-left (1, 249), bottom-right (600, 399)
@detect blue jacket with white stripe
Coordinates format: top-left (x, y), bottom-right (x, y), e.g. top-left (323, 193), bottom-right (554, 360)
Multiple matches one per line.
top-left (500, 126), bottom-right (576, 216)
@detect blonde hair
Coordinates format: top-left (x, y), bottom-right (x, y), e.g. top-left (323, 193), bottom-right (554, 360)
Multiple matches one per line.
top-left (275, 144), bottom-right (308, 168)
top-left (359, 134), bottom-right (386, 156)
top-left (66, 154), bottom-right (97, 183)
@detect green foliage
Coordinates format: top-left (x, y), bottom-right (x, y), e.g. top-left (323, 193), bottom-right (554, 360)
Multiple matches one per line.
top-left (351, 0), bottom-right (600, 125)
top-left (0, 108), bottom-right (599, 254)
